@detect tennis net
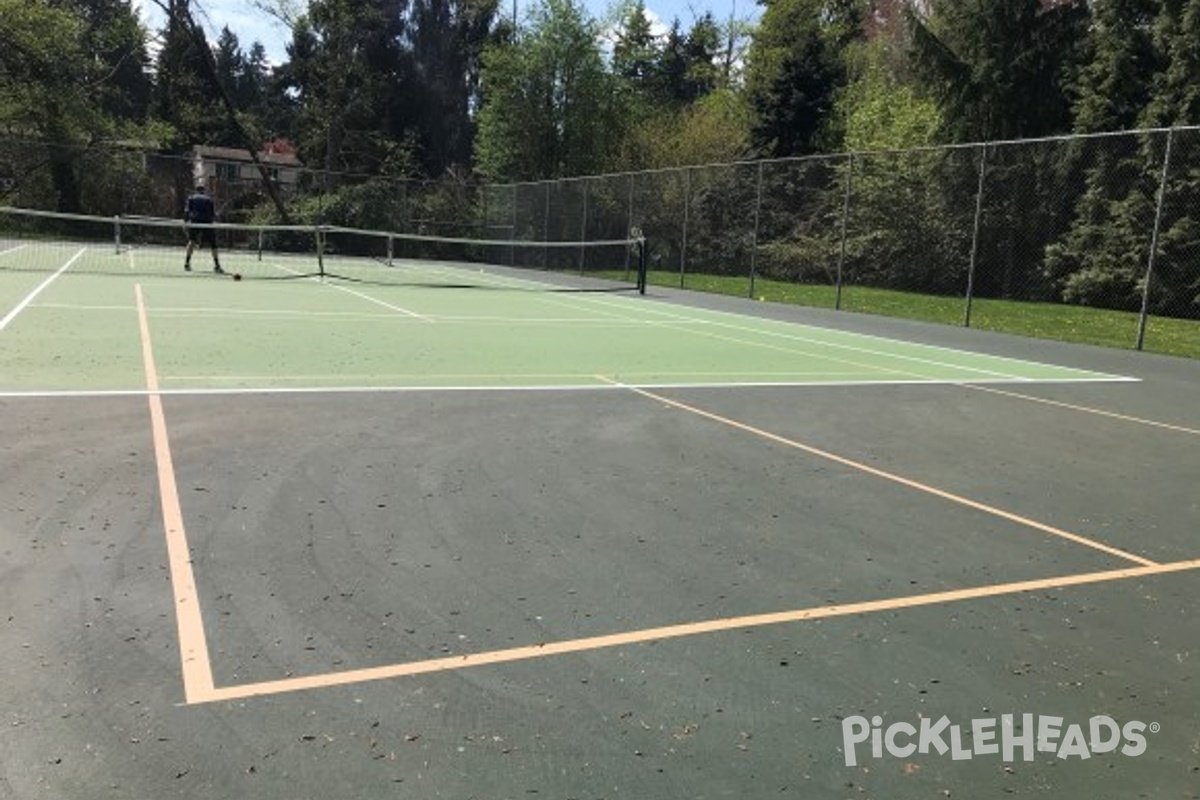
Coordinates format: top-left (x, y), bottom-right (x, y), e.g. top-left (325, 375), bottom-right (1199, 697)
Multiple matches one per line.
top-left (0, 206), bottom-right (648, 293)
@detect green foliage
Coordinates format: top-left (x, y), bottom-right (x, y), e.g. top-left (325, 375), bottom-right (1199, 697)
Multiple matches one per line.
top-left (0, 0), bottom-right (87, 129)
top-left (475, 0), bottom-right (619, 180)
top-left (283, 0), bottom-right (410, 174)
top-left (745, 0), bottom-right (853, 157)
top-left (407, 0), bottom-right (503, 173)
top-left (1050, 0), bottom-right (1200, 319)
top-left (153, 0), bottom-right (221, 147)
top-left (1071, 0), bottom-right (1160, 135)
top-left (612, 0), bottom-right (658, 86)
top-left (1, 0), bottom-right (155, 211)
top-left (69, 0), bottom-right (152, 123)
top-left (616, 89), bottom-right (752, 171)
top-left (836, 40), bottom-right (942, 152)
top-left (907, 0), bottom-right (1088, 142)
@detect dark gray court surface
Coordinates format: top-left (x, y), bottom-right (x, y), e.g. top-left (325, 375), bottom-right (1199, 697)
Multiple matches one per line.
top-left (3, 289), bottom-right (1199, 799)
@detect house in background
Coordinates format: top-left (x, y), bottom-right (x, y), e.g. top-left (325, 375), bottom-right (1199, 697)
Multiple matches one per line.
top-left (191, 142), bottom-right (303, 195)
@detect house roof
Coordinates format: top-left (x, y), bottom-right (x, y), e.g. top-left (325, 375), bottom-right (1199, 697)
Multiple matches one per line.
top-left (193, 145), bottom-right (301, 167)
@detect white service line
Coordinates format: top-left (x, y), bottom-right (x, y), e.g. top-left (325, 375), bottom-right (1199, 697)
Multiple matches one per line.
top-left (0, 247), bottom-right (86, 332)
top-left (0, 376), bottom-right (1136, 400)
top-left (271, 261), bottom-right (431, 321)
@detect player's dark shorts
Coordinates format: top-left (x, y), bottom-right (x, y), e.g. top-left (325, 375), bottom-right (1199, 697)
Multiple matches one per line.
top-left (188, 226), bottom-right (217, 247)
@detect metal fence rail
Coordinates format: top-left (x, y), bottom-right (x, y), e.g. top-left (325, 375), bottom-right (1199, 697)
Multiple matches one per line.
top-left (504, 127), bottom-right (1199, 355)
top-left (2, 127), bottom-right (1197, 354)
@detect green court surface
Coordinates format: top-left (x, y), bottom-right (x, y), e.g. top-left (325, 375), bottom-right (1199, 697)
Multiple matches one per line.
top-left (0, 244), bottom-right (1126, 393)
top-left (8, 239), bottom-right (1200, 800)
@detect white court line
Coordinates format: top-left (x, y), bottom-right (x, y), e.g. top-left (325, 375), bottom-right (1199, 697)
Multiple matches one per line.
top-left (31, 302), bottom-right (672, 326)
top-left (271, 261), bottom-right (432, 321)
top-left (301, 260), bottom-right (1029, 385)
top-left (536, 290), bottom-right (1020, 383)
top-left (0, 376), bottom-right (1138, 399)
top-left (161, 369), bottom-right (876, 382)
top-left (0, 243), bottom-right (29, 257)
top-left (401, 263), bottom-right (1128, 383)
top-left (439, 272), bottom-right (923, 384)
top-left (0, 247), bottom-right (86, 332)
top-left (575, 293), bottom-right (1119, 383)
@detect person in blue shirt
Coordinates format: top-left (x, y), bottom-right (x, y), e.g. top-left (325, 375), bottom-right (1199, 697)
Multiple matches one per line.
top-left (184, 185), bottom-right (224, 273)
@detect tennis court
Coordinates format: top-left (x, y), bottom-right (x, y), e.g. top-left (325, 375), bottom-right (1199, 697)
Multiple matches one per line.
top-left (2, 225), bottom-right (1199, 798)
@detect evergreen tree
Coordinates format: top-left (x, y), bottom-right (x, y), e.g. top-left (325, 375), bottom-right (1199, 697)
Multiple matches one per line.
top-left (475, 0), bottom-right (619, 180)
top-left (613, 0), bottom-right (659, 88)
top-left (652, 19), bottom-right (690, 105)
top-left (282, 0), bottom-right (411, 175)
top-left (1071, 0), bottom-right (1159, 135)
top-left (682, 12), bottom-right (722, 101)
top-left (153, 0), bottom-right (222, 146)
top-left (1138, 0), bottom-right (1200, 317)
top-left (66, 0), bottom-right (152, 123)
top-left (1141, 0), bottom-right (1200, 127)
top-left (907, 0), bottom-right (1089, 143)
top-left (1046, 0), bottom-right (1193, 315)
top-left (745, 0), bottom-right (852, 157)
top-left (408, 0), bottom-right (501, 174)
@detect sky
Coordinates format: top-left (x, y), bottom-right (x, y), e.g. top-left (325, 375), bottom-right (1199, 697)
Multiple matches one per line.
top-left (137, 0), bottom-right (762, 65)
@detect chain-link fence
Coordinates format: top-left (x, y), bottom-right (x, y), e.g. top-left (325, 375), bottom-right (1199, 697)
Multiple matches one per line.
top-left (3, 128), bottom-right (1198, 356)
top-left (506, 126), bottom-right (1199, 357)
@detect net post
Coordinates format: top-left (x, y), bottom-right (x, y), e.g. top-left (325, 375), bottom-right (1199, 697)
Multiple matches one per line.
top-left (637, 236), bottom-right (648, 295)
top-left (542, 181), bottom-right (551, 270)
top-left (578, 180), bottom-right (588, 275)
top-left (113, 215), bottom-right (122, 254)
top-left (510, 184), bottom-right (517, 267)
top-left (257, 227), bottom-right (264, 261)
top-left (315, 224), bottom-right (326, 279)
top-left (624, 173), bottom-right (635, 280)
top-left (387, 233), bottom-right (394, 266)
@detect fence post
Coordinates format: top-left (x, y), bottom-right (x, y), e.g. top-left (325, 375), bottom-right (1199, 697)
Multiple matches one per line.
top-left (680, 167), bottom-right (691, 289)
top-left (579, 179), bottom-right (588, 275)
top-left (540, 182), bottom-right (550, 269)
top-left (1137, 128), bottom-right (1174, 351)
top-left (964, 143), bottom-right (989, 328)
top-left (748, 161), bottom-right (764, 299)
top-left (835, 153), bottom-right (853, 311)
top-left (510, 184), bottom-right (517, 267)
top-left (625, 173), bottom-right (635, 280)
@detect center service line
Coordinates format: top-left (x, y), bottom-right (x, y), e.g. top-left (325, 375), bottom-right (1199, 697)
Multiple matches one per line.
top-left (270, 261), bottom-right (432, 322)
top-left (135, 284), bottom-right (217, 703)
